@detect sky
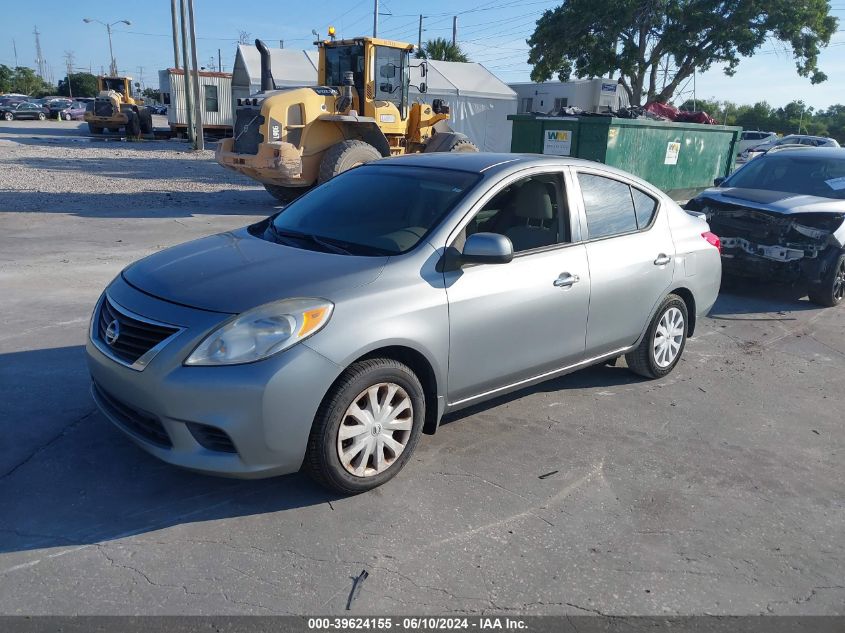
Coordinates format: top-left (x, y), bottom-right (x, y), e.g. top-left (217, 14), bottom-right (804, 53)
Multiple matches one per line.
top-left (3, 0), bottom-right (845, 111)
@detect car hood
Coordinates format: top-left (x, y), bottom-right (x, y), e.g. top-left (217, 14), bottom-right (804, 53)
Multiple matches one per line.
top-left (696, 187), bottom-right (845, 215)
top-left (122, 227), bottom-right (388, 314)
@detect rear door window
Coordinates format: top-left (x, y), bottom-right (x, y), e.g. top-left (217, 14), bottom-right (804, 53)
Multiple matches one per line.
top-left (577, 173), bottom-right (638, 239)
top-left (631, 188), bottom-right (658, 228)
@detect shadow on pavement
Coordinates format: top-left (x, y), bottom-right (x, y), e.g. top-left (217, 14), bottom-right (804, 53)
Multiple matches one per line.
top-left (709, 275), bottom-right (820, 318)
top-left (0, 346), bottom-right (337, 557)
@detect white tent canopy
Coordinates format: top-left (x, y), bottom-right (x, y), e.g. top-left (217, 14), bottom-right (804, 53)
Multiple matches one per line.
top-left (231, 45), bottom-right (319, 100)
top-left (410, 61), bottom-right (517, 152)
top-left (230, 46), bottom-right (517, 151)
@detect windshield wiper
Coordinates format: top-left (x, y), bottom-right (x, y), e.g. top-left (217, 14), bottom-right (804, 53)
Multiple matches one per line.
top-left (270, 227), bottom-right (351, 255)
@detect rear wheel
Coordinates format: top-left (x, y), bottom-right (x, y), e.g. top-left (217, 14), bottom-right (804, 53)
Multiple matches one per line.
top-left (448, 138), bottom-right (479, 152)
top-left (3, 112), bottom-right (13, 121)
top-left (318, 140), bottom-right (382, 184)
top-left (626, 294), bottom-right (688, 379)
top-left (37, 112), bottom-right (46, 121)
top-left (125, 111), bottom-right (141, 137)
top-left (305, 358), bottom-right (425, 494)
top-left (263, 184), bottom-right (308, 205)
top-left (138, 109), bottom-right (153, 134)
top-left (88, 123), bottom-right (103, 134)
top-left (808, 251), bottom-right (845, 307)
top-left (63, 113), bottom-right (72, 121)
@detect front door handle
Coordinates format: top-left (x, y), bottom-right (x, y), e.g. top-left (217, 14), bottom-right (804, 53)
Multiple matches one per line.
top-left (654, 254), bottom-right (672, 266)
top-left (553, 273), bottom-right (580, 288)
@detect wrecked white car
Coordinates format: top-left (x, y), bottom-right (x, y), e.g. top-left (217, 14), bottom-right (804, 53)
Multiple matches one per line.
top-left (686, 147), bottom-right (845, 307)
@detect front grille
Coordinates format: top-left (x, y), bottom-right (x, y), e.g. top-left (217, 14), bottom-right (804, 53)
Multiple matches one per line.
top-left (94, 99), bottom-right (115, 117)
top-left (187, 423), bottom-right (238, 454)
top-left (96, 296), bottom-right (179, 366)
top-left (233, 107), bottom-right (264, 154)
top-left (93, 382), bottom-right (172, 448)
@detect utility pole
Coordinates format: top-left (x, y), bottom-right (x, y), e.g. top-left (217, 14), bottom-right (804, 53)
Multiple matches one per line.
top-left (188, 0), bottom-right (205, 150)
top-left (33, 26), bottom-right (45, 78)
top-left (279, 40), bottom-right (284, 49)
top-left (137, 66), bottom-right (145, 91)
top-left (12, 39), bottom-right (18, 67)
top-left (64, 51), bottom-right (75, 98)
top-left (418, 15), bottom-right (423, 52)
top-left (218, 48), bottom-right (222, 73)
top-left (170, 0), bottom-right (181, 69)
top-left (452, 16), bottom-right (457, 47)
top-left (373, 0), bottom-right (378, 37)
top-left (178, 0), bottom-right (195, 144)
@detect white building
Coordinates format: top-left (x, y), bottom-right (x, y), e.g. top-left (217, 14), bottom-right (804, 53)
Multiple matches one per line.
top-left (231, 45), bottom-right (319, 102)
top-left (158, 69), bottom-right (233, 134)
top-left (509, 78), bottom-right (629, 114)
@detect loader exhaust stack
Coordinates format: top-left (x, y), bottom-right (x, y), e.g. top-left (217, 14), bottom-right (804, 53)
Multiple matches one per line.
top-left (255, 39), bottom-right (275, 92)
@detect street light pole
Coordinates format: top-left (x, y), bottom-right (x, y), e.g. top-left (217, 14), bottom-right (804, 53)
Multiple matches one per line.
top-left (83, 18), bottom-right (131, 76)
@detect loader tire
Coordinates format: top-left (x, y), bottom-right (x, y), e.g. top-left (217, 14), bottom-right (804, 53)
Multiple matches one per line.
top-left (139, 109), bottom-right (154, 135)
top-left (88, 123), bottom-right (103, 135)
top-left (318, 140), bottom-right (382, 184)
top-left (448, 138), bottom-right (479, 153)
top-left (125, 111), bottom-right (141, 137)
top-left (264, 184), bottom-right (308, 205)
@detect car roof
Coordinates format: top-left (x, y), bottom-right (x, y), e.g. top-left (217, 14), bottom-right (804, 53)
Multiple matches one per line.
top-left (760, 146), bottom-right (845, 159)
top-left (376, 152), bottom-right (627, 176)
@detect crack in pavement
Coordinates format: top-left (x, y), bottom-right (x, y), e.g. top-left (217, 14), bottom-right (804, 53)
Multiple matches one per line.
top-left (0, 409), bottom-right (96, 480)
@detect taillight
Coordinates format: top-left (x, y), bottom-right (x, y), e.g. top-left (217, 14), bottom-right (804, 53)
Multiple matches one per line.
top-left (702, 231), bottom-right (721, 253)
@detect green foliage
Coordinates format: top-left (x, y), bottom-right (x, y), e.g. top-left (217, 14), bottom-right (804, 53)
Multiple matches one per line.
top-left (415, 38), bottom-right (469, 63)
top-left (528, 0), bottom-right (837, 106)
top-left (57, 73), bottom-right (98, 98)
top-left (0, 65), bottom-right (55, 96)
top-left (142, 88), bottom-right (162, 102)
top-left (677, 97), bottom-right (845, 144)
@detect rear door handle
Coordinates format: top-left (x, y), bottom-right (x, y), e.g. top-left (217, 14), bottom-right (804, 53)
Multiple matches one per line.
top-left (553, 273), bottom-right (580, 288)
top-left (654, 254), bottom-right (672, 266)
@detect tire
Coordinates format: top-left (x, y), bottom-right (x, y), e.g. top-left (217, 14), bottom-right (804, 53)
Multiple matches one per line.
top-left (318, 140), bottom-right (382, 184)
top-left (125, 111), bottom-right (141, 137)
top-left (808, 251), bottom-right (845, 307)
top-left (139, 109), bottom-right (153, 134)
top-left (37, 112), bottom-right (46, 121)
top-left (305, 358), bottom-right (425, 494)
top-left (448, 138), bottom-right (479, 152)
top-left (88, 123), bottom-right (103, 135)
top-left (625, 294), bottom-right (689, 379)
top-left (3, 112), bottom-right (13, 121)
top-left (63, 113), bottom-right (71, 121)
top-left (264, 184), bottom-right (308, 204)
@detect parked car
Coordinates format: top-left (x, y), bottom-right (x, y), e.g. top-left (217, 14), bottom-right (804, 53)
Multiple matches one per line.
top-left (43, 98), bottom-right (72, 118)
top-left (737, 134), bottom-right (840, 164)
top-left (147, 104), bottom-right (167, 115)
top-left (87, 153), bottom-right (722, 493)
top-left (60, 101), bottom-right (89, 121)
top-left (687, 147), bottom-right (845, 307)
top-left (1, 102), bottom-right (47, 121)
top-left (735, 130), bottom-right (778, 159)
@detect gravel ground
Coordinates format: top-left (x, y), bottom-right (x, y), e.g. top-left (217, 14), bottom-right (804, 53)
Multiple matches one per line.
top-left (1, 121), bottom-right (844, 618)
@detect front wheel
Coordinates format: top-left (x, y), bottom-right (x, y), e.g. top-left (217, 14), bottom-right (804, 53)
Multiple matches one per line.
top-left (305, 358), bottom-right (425, 494)
top-left (63, 113), bottom-right (72, 121)
top-left (626, 294), bottom-right (689, 379)
top-left (808, 251), bottom-right (845, 307)
top-left (37, 113), bottom-right (46, 121)
top-left (3, 112), bottom-right (13, 121)
top-left (125, 111), bottom-right (141, 137)
top-left (88, 123), bottom-right (103, 134)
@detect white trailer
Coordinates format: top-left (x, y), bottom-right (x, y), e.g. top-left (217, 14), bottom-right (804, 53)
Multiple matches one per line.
top-left (158, 68), bottom-right (233, 136)
top-left (509, 78), bottom-right (629, 114)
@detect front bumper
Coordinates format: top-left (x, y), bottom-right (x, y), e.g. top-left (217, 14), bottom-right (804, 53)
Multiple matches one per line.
top-left (215, 137), bottom-right (309, 187)
top-left (86, 277), bottom-right (342, 478)
top-left (84, 112), bottom-right (129, 125)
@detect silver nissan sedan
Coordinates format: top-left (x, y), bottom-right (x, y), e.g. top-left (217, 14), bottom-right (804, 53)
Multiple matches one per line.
top-left (87, 153), bottom-right (721, 493)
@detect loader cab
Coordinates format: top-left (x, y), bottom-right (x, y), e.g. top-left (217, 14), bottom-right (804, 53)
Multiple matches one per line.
top-left (318, 37), bottom-right (412, 123)
top-left (99, 76), bottom-right (132, 98)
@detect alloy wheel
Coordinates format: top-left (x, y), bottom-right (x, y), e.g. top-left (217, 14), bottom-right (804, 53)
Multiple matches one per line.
top-left (834, 260), bottom-right (845, 302)
top-left (653, 307), bottom-right (685, 368)
top-left (336, 382), bottom-right (413, 477)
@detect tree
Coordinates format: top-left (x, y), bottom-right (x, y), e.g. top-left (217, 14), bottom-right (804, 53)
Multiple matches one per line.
top-left (8, 66), bottom-right (53, 96)
top-left (0, 64), bottom-right (14, 93)
top-left (527, 0), bottom-right (838, 106)
top-left (57, 73), bottom-right (98, 98)
top-left (142, 88), bottom-right (162, 102)
top-left (415, 38), bottom-right (469, 62)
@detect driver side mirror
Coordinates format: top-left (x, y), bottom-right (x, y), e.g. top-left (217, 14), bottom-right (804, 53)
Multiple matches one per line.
top-left (713, 176), bottom-right (725, 187)
top-left (460, 233), bottom-right (513, 265)
top-left (418, 82), bottom-right (427, 94)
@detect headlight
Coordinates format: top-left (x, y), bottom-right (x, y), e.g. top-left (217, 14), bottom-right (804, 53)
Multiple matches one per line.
top-left (185, 298), bottom-right (333, 366)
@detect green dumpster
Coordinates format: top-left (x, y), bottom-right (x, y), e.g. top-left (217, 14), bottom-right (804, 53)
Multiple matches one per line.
top-left (507, 114), bottom-right (741, 201)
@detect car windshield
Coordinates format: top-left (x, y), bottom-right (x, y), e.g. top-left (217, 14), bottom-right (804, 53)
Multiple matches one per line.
top-left (725, 152), bottom-right (845, 199)
top-left (269, 165), bottom-right (480, 255)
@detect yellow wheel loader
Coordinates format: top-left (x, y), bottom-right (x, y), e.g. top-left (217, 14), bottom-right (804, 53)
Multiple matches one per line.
top-left (84, 76), bottom-right (153, 137)
top-left (216, 34), bottom-right (478, 203)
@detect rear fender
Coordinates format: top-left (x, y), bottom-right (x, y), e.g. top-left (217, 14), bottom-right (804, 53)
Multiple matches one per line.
top-left (423, 131), bottom-right (469, 153)
top-left (314, 116), bottom-right (391, 157)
